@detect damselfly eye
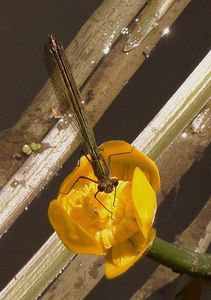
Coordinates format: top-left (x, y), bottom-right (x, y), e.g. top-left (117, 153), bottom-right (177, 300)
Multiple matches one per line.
top-left (98, 183), bottom-right (105, 192)
top-left (112, 178), bottom-right (118, 187)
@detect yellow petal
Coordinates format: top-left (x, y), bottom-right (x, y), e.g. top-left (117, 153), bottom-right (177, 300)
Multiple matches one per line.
top-left (132, 167), bottom-right (157, 238)
top-left (48, 200), bottom-right (105, 255)
top-left (105, 240), bottom-right (141, 279)
top-left (100, 217), bottom-right (139, 249)
top-left (100, 140), bottom-right (160, 192)
top-left (131, 228), bottom-right (156, 253)
top-left (112, 217), bottom-right (139, 244)
top-left (105, 228), bottom-right (156, 279)
top-left (58, 155), bottom-right (95, 197)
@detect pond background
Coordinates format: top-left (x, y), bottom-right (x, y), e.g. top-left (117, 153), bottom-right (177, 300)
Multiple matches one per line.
top-left (0, 0), bottom-right (210, 298)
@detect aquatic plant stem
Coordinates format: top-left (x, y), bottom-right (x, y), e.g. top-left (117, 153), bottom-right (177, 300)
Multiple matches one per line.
top-left (147, 237), bottom-right (211, 278)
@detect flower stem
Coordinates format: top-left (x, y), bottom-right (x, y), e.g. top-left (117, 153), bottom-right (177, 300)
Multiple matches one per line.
top-left (147, 237), bottom-right (211, 278)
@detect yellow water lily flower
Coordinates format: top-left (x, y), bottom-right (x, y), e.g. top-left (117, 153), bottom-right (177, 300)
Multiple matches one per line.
top-left (48, 140), bottom-right (160, 278)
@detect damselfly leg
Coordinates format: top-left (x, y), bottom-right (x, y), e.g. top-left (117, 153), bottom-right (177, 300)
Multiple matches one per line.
top-left (60, 145), bottom-right (135, 213)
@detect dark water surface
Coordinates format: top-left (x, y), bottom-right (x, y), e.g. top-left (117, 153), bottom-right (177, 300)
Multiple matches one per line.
top-left (0, 0), bottom-right (210, 296)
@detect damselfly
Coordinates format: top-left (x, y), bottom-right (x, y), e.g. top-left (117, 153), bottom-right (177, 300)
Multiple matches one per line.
top-left (44, 35), bottom-right (118, 210)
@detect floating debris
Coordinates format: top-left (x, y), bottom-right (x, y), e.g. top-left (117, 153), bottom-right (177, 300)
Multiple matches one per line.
top-left (56, 117), bottom-right (70, 130)
top-left (10, 179), bottom-right (26, 188)
top-left (22, 142), bottom-right (43, 155)
top-left (22, 144), bottom-right (32, 155)
top-left (84, 89), bottom-right (94, 104)
top-left (30, 142), bottom-right (41, 151)
top-left (51, 106), bottom-right (63, 119)
top-left (12, 152), bottom-right (22, 160)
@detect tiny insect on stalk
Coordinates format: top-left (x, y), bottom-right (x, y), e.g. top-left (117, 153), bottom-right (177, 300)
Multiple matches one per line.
top-left (43, 34), bottom-right (118, 211)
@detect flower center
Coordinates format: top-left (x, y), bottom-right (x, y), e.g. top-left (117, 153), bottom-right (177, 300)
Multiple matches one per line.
top-left (64, 180), bottom-right (138, 249)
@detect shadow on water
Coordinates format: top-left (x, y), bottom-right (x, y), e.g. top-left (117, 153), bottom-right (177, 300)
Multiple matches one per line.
top-left (84, 258), bottom-right (158, 300)
top-left (144, 278), bottom-right (181, 300)
top-left (156, 144), bottom-right (211, 242)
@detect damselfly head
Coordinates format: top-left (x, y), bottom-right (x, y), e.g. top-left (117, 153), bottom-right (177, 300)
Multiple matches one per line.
top-left (98, 177), bottom-right (118, 193)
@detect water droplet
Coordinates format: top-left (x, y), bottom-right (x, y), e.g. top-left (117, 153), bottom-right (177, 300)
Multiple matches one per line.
top-left (79, 263), bottom-right (83, 267)
top-left (102, 45), bottom-right (111, 55)
top-left (57, 117), bottom-right (69, 130)
top-left (135, 18), bottom-right (139, 22)
top-left (121, 27), bottom-right (129, 35)
top-left (122, 80), bottom-right (128, 88)
top-left (91, 60), bottom-right (95, 64)
top-left (81, 100), bottom-right (85, 104)
top-left (10, 180), bottom-right (19, 188)
top-left (153, 22), bottom-right (159, 29)
top-left (162, 27), bottom-right (170, 36)
top-left (35, 293), bottom-right (41, 299)
top-left (143, 51), bottom-right (150, 59)
top-left (181, 132), bottom-right (188, 139)
top-left (25, 206), bottom-right (28, 211)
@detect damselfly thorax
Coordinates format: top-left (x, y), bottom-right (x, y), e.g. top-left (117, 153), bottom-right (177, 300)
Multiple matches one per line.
top-left (90, 154), bottom-right (118, 193)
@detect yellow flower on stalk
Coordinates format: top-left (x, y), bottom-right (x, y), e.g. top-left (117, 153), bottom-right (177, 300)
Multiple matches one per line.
top-left (48, 140), bottom-right (160, 278)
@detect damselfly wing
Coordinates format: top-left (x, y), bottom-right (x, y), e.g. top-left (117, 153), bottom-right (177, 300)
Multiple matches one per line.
top-left (44, 35), bottom-right (118, 210)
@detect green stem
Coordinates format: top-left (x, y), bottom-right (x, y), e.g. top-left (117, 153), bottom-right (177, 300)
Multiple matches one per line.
top-left (147, 237), bottom-right (211, 278)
